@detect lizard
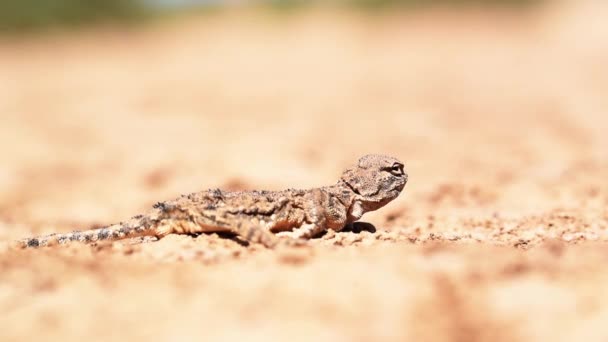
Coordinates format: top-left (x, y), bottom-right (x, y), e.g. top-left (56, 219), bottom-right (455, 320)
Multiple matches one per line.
top-left (14, 154), bottom-right (407, 249)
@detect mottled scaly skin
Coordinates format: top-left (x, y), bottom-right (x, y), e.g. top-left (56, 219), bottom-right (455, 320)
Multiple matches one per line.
top-left (15, 154), bottom-right (407, 249)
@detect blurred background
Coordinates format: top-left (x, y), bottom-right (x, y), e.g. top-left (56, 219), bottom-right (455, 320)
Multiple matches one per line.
top-left (1, 0), bottom-right (606, 226)
top-left (2, 1), bottom-right (608, 341)
top-left (0, 0), bottom-right (541, 32)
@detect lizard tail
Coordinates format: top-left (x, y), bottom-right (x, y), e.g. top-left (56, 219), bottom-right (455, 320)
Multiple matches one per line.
top-left (12, 217), bottom-right (157, 249)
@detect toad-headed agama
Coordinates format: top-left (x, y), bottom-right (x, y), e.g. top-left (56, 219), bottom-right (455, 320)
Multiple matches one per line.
top-left (15, 154), bottom-right (407, 249)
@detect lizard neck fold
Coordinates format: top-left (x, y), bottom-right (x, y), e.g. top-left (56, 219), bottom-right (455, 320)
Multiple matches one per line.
top-left (327, 181), bottom-right (364, 223)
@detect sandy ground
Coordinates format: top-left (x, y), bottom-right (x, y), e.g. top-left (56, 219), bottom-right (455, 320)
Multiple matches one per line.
top-left (1, 1), bottom-right (608, 341)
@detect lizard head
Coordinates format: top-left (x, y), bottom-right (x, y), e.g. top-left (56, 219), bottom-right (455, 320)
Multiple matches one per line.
top-left (341, 154), bottom-right (407, 215)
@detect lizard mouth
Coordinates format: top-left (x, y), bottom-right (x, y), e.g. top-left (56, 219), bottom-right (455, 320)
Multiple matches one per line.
top-left (392, 180), bottom-right (405, 192)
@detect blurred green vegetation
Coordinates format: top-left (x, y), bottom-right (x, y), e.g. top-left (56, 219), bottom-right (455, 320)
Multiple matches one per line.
top-left (0, 0), bottom-right (148, 32)
top-left (0, 0), bottom-right (541, 33)
top-left (262, 0), bottom-right (541, 12)
top-left (346, 0), bottom-right (539, 10)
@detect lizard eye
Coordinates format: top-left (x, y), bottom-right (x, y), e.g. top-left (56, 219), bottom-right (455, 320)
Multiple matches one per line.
top-left (385, 164), bottom-right (403, 176)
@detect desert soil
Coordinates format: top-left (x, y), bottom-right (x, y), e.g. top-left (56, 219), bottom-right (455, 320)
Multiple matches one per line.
top-left (1, 2), bottom-right (608, 341)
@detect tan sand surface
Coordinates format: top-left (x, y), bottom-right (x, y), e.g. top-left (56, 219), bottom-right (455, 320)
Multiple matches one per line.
top-left (1, 2), bottom-right (608, 340)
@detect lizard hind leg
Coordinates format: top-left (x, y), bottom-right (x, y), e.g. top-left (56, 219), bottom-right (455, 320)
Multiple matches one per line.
top-left (276, 223), bottom-right (324, 240)
top-left (153, 221), bottom-right (175, 238)
top-left (230, 218), bottom-right (305, 248)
